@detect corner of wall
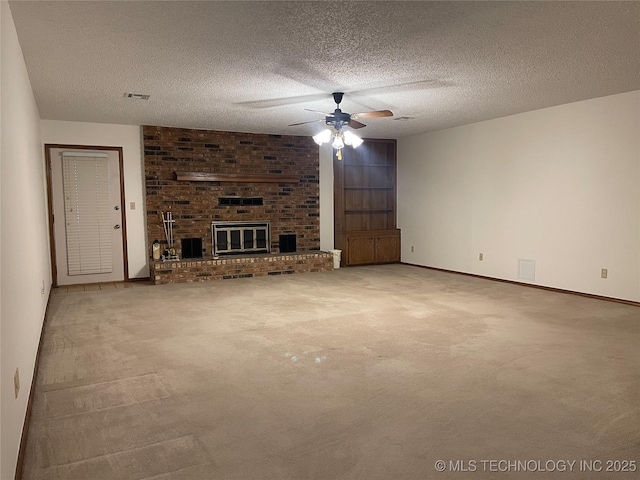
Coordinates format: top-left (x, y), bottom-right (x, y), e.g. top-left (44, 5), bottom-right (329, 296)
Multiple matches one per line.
top-left (319, 143), bottom-right (334, 251)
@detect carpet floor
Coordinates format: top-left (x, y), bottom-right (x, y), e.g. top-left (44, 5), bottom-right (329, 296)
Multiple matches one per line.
top-left (22, 264), bottom-right (640, 479)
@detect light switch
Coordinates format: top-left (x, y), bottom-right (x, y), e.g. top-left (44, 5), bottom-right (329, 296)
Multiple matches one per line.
top-left (130, 202), bottom-right (136, 210)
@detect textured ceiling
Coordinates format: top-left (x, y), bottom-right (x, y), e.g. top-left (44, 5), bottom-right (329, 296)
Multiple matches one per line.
top-left (8, 1), bottom-right (640, 138)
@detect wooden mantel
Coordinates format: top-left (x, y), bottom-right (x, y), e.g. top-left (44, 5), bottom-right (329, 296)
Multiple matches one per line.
top-left (175, 172), bottom-right (300, 183)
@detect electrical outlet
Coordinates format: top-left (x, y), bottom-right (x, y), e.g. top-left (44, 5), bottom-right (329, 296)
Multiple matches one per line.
top-left (14, 368), bottom-right (20, 399)
top-left (411, 246), bottom-right (414, 253)
top-left (41, 280), bottom-right (45, 295)
top-left (601, 268), bottom-right (608, 279)
top-left (479, 253), bottom-right (483, 261)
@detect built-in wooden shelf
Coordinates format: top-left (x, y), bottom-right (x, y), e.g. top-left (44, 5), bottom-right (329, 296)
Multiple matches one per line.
top-left (175, 172), bottom-right (299, 183)
top-left (334, 138), bottom-right (400, 266)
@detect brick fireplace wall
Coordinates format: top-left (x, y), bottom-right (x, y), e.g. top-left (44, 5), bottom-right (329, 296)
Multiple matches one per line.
top-left (144, 126), bottom-right (320, 258)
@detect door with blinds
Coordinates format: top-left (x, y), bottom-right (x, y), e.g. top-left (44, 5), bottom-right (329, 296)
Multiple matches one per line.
top-left (50, 148), bottom-right (125, 285)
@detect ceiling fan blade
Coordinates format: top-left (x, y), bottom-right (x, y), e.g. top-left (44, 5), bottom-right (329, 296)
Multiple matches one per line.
top-left (349, 119), bottom-right (367, 129)
top-left (288, 119), bottom-right (323, 127)
top-left (352, 110), bottom-right (394, 119)
top-left (304, 108), bottom-right (333, 115)
top-left (238, 93), bottom-right (329, 109)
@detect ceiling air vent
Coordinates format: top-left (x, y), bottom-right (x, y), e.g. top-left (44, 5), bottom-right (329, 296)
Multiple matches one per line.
top-left (124, 93), bottom-right (150, 100)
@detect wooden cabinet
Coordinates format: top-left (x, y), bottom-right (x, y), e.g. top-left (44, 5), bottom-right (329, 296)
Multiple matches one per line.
top-left (346, 234), bottom-right (375, 265)
top-left (345, 230), bottom-right (401, 266)
top-left (374, 231), bottom-right (401, 263)
top-left (334, 138), bottom-right (401, 266)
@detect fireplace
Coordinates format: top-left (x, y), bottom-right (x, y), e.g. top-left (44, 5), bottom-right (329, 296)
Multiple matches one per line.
top-left (212, 221), bottom-right (270, 256)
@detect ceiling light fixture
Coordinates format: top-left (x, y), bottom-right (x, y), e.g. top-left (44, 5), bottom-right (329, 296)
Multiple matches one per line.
top-left (313, 127), bottom-right (363, 160)
top-left (312, 129), bottom-right (332, 145)
top-left (343, 130), bottom-right (363, 148)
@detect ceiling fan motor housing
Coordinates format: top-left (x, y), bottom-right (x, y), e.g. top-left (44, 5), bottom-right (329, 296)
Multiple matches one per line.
top-left (327, 93), bottom-right (350, 128)
top-left (327, 110), bottom-right (351, 128)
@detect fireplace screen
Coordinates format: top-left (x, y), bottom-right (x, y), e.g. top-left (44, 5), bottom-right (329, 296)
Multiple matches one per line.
top-left (212, 221), bottom-right (270, 256)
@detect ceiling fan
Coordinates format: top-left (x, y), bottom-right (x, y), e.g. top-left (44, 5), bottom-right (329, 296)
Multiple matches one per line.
top-left (288, 92), bottom-right (393, 159)
top-left (289, 92), bottom-right (393, 130)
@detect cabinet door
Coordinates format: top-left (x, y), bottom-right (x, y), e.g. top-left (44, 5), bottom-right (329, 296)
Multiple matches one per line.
top-left (347, 235), bottom-right (375, 265)
top-left (375, 234), bottom-right (400, 263)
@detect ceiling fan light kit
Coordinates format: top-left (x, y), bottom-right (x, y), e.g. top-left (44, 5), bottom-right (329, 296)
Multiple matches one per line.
top-left (312, 128), bottom-right (363, 148)
top-left (291, 92), bottom-right (393, 160)
top-left (313, 127), bottom-right (363, 161)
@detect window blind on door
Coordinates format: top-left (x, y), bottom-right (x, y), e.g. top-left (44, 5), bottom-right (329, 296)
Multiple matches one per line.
top-left (62, 155), bottom-right (113, 275)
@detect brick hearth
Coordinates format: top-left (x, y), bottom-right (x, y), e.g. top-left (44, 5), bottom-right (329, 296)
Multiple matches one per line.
top-left (151, 252), bottom-right (333, 285)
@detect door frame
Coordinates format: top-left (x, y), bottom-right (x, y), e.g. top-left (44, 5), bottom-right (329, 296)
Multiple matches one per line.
top-left (45, 144), bottom-right (129, 287)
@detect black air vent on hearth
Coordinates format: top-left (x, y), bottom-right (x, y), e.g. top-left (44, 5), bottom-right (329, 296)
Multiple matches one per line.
top-left (279, 234), bottom-right (296, 253)
top-left (181, 238), bottom-right (203, 258)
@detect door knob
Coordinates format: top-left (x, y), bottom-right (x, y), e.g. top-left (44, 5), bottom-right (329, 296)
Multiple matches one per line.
top-left (114, 225), bottom-right (121, 229)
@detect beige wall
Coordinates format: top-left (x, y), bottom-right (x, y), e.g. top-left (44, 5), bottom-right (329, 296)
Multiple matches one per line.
top-left (40, 120), bottom-right (148, 278)
top-left (0, 3), bottom-right (51, 478)
top-left (398, 91), bottom-right (640, 302)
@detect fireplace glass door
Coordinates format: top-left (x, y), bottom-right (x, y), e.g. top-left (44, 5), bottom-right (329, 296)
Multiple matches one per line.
top-left (212, 221), bottom-right (270, 255)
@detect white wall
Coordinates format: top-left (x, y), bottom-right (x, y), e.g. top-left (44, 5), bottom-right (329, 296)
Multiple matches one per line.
top-left (1, 3), bottom-right (51, 478)
top-left (398, 91), bottom-right (640, 302)
top-left (40, 120), bottom-right (148, 278)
